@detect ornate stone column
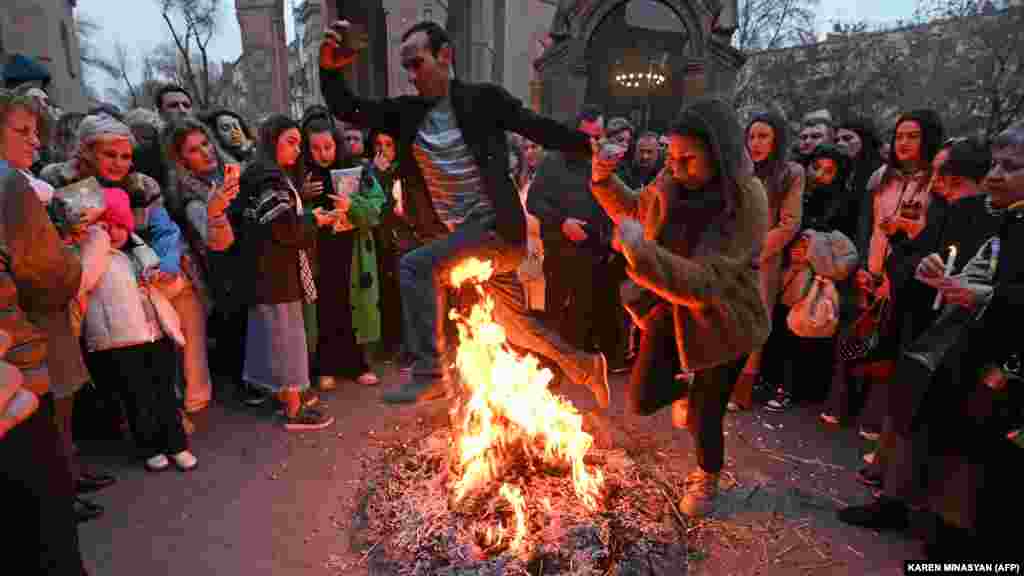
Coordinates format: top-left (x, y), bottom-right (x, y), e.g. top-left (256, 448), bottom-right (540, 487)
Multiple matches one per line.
top-left (533, 38), bottom-right (587, 123)
top-left (235, 0), bottom-right (290, 116)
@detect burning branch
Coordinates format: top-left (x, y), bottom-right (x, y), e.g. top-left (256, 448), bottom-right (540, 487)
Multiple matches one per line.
top-left (445, 258), bottom-right (606, 554)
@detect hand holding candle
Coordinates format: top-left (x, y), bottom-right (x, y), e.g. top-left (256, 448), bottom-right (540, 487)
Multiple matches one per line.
top-left (932, 244), bottom-right (958, 310)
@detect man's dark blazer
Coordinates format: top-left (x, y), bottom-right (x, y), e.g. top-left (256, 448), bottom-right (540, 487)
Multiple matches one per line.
top-left (320, 67), bottom-right (591, 245)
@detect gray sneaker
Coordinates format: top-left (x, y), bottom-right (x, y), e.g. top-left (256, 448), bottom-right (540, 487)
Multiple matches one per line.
top-left (380, 377), bottom-right (449, 405)
top-left (679, 468), bottom-right (719, 518)
top-left (582, 353), bottom-right (609, 409)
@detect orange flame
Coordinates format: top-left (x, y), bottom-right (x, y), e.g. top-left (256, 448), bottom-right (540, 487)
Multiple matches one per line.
top-left (448, 258), bottom-right (604, 552)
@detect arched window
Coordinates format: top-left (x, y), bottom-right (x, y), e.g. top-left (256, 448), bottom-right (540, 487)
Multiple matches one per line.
top-left (61, 21), bottom-right (76, 78)
top-left (586, 1), bottom-right (689, 131)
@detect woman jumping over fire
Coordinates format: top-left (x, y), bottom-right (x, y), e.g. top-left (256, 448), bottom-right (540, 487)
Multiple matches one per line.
top-left (590, 98), bottom-right (771, 518)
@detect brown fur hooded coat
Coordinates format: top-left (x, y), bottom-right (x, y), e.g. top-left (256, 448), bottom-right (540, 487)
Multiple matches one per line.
top-left (591, 98), bottom-right (772, 372)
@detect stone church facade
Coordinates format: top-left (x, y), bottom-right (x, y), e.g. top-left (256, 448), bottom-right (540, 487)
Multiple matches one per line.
top-left (237, 0), bottom-right (743, 128)
top-left (535, 0), bottom-right (743, 130)
top-left (0, 0), bottom-right (86, 111)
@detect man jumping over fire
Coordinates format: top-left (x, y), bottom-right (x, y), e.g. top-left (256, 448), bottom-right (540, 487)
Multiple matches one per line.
top-left (319, 20), bottom-right (609, 406)
top-left (590, 99), bottom-right (771, 517)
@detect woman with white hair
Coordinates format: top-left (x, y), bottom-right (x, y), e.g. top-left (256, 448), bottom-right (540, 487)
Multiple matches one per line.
top-left (40, 114), bottom-right (215, 420)
top-left (1, 89), bottom-right (116, 520)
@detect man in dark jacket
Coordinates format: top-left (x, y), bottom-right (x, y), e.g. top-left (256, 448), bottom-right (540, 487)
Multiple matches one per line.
top-left (528, 107), bottom-right (611, 343)
top-left (320, 20), bottom-right (609, 406)
top-left (619, 131), bottom-right (663, 190)
top-left (0, 163), bottom-right (88, 574)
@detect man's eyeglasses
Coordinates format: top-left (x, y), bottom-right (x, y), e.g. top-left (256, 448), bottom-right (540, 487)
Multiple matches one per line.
top-left (943, 137), bottom-right (968, 147)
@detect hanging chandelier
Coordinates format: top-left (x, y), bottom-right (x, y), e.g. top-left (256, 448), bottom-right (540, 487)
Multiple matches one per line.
top-left (614, 70), bottom-right (667, 89)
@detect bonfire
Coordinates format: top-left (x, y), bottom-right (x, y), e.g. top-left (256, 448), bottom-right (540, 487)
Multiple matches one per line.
top-left (354, 259), bottom-right (689, 575)
top-left (446, 258), bottom-right (605, 552)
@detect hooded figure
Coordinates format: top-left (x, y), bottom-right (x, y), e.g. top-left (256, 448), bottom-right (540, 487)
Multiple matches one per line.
top-left (606, 99), bottom-right (770, 375)
top-left (201, 109), bottom-right (254, 166)
top-left (804, 143), bottom-right (857, 237)
top-left (838, 117), bottom-right (882, 197)
top-left (591, 97), bottom-right (770, 518)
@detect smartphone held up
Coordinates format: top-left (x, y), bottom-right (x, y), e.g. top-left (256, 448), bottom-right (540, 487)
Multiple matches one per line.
top-left (330, 21), bottom-right (368, 59)
top-left (224, 163), bottom-right (241, 184)
top-left (599, 141), bottom-right (628, 162)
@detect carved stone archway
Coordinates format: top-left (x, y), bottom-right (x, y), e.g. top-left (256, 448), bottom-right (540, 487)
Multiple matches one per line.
top-left (535, 0), bottom-right (744, 129)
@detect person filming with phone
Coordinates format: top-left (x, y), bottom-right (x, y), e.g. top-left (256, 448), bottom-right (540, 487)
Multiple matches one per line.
top-left (319, 19), bottom-right (610, 406)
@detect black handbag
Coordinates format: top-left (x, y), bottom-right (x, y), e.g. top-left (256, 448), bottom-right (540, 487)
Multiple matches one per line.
top-left (837, 297), bottom-right (891, 362)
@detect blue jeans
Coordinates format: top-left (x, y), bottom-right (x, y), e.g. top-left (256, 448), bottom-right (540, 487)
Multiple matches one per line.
top-left (399, 217), bottom-right (593, 386)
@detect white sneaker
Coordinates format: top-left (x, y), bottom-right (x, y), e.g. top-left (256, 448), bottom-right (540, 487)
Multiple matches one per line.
top-left (820, 413), bottom-right (840, 425)
top-left (859, 427), bottom-right (880, 441)
top-left (145, 454), bottom-right (169, 472)
top-left (357, 372), bottom-right (380, 386)
top-left (171, 450), bottom-right (198, 471)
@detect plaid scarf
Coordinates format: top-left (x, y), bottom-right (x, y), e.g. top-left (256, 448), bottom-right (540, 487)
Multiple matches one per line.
top-left (291, 184), bottom-right (317, 304)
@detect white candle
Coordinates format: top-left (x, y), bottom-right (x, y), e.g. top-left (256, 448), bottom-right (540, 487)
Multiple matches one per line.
top-left (932, 244), bottom-right (958, 310)
top-left (392, 180), bottom-right (403, 217)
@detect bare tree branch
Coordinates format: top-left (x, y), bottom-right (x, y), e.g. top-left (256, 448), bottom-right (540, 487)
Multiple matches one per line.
top-left (735, 1), bottom-right (1023, 137)
top-left (113, 44), bottom-right (139, 107)
top-left (157, 0), bottom-right (220, 109)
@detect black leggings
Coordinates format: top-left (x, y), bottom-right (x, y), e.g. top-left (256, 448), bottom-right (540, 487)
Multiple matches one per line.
top-left (628, 306), bottom-right (735, 474)
top-left (86, 339), bottom-right (187, 458)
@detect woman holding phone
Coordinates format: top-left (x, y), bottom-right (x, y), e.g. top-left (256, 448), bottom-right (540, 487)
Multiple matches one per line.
top-left (163, 117), bottom-right (242, 406)
top-left (238, 115), bottom-right (333, 431)
top-left (301, 108), bottom-right (387, 392)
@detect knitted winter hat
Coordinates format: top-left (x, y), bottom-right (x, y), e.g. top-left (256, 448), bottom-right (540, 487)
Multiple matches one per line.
top-left (100, 187), bottom-right (134, 233)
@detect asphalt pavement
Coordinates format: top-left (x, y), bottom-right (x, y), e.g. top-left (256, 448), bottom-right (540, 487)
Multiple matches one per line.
top-left (77, 365), bottom-right (922, 575)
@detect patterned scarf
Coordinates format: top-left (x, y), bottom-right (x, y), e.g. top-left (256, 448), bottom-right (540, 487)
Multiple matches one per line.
top-left (291, 184), bottom-right (318, 304)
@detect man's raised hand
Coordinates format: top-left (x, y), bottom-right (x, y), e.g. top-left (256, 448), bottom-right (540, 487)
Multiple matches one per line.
top-left (320, 20), bottom-right (368, 70)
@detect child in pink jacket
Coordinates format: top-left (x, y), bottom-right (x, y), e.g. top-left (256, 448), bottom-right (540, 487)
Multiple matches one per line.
top-left (78, 188), bottom-right (197, 472)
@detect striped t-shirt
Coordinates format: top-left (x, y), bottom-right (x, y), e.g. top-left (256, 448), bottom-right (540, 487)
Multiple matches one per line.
top-left (412, 98), bottom-right (494, 230)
